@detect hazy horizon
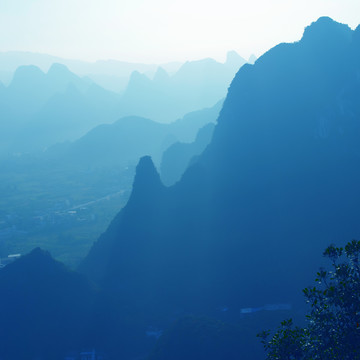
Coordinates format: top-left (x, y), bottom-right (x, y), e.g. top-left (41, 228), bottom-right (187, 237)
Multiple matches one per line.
top-left (1, 0), bottom-right (360, 64)
top-left (0, 49), bottom-right (243, 66)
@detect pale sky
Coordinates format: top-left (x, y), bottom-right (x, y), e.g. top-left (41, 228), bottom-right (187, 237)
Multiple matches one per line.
top-left (0, 0), bottom-right (359, 63)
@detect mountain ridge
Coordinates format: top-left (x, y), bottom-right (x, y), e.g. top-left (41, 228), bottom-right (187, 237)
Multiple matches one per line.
top-left (80, 17), bottom-right (360, 358)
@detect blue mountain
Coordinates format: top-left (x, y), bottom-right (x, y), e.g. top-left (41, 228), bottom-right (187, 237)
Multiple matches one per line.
top-left (0, 16), bottom-right (359, 360)
top-left (80, 17), bottom-right (360, 358)
top-left (118, 53), bottom-right (245, 122)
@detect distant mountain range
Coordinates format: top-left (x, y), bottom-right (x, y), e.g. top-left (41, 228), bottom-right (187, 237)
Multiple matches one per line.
top-left (119, 52), bottom-right (246, 122)
top-left (0, 51), bottom-right (246, 155)
top-left (44, 101), bottom-right (222, 170)
top-left (0, 51), bottom-right (182, 91)
top-left (0, 63), bottom-right (121, 154)
top-left (0, 50), bottom-right (255, 92)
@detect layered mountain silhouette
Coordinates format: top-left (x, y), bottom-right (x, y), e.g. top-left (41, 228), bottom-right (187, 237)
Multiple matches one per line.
top-left (118, 53), bottom-right (246, 122)
top-left (0, 53), bottom-right (241, 155)
top-left (0, 64), bottom-right (121, 154)
top-left (0, 51), bottom-right (182, 91)
top-left (79, 17), bottom-right (360, 357)
top-left (0, 103), bottom-right (220, 269)
top-left (160, 122), bottom-right (216, 186)
top-left (43, 101), bottom-right (221, 170)
top-left (1, 16), bottom-right (359, 360)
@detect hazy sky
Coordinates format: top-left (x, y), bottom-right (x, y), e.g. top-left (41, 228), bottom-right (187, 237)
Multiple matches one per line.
top-left (0, 0), bottom-right (359, 63)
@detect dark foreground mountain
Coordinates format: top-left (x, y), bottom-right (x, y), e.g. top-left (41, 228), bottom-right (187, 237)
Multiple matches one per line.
top-left (147, 311), bottom-right (297, 360)
top-left (0, 248), bottom-right (96, 360)
top-left (147, 316), bottom-right (249, 360)
top-left (0, 51), bottom-right (181, 91)
top-left (80, 17), bottom-right (360, 358)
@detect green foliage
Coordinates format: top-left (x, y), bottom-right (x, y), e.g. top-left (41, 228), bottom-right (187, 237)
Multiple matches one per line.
top-left (259, 240), bottom-right (360, 360)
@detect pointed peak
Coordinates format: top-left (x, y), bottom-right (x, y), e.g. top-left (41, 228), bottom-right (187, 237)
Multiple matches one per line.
top-left (0, 247), bottom-right (60, 275)
top-left (20, 247), bottom-right (56, 265)
top-left (126, 70), bottom-right (151, 92)
top-left (47, 62), bottom-right (71, 77)
top-left (135, 156), bottom-right (161, 182)
top-left (153, 66), bottom-right (170, 83)
top-left (23, 247), bottom-right (56, 263)
top-left (132, 156), bottom-right (164, 196)
top-left (248, 54), bottom-right (257, 64)
top-left (226, 51), bottom-right (245, 64)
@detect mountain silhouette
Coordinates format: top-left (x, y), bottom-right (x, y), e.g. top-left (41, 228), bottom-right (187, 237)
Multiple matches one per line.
top-left (118, 53), bottom-right (245, 122)
top-left (12, 82), bottom-right (121, 152)
top-left (1, 16), bottom-right (359, 360)
top-left (0, 51), bottom-right (182, 91)
top-left (0, 248), bottom-right (96, 360)
top-left (0, 55), bottom-right (232, 155)
top-left (80, 17), bottom-right (360, 358)
top-left (42, 101), bottom-right (221, 171)
top-left (0, 64), bottom-right (122, 154)
top-left (160, 122), bottom-right (215, 186)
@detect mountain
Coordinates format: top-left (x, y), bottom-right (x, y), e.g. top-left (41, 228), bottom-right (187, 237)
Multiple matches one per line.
top-left (0, 102), bottom-right (221, 270)
top-left (118, 52), bottom-right (246, 122)
top-left (248, 54), bottom-right (257, 64)
top-left (0, 248), bottom-right (96, 360)
top-left (0, 64), bottom-right (121, 154)
top-left (160, 122), bottom-right (215, 186)
top-left (80, 17), bottom-right (360, 358)
top-left (0, 51), bottom-right (182, 92)
top-left (0, 63), bottom-right (93, 131)
top-left (12, 83), bottom-right (121, 153)
top-left (44, 101), bottom-right (222, 170)
top-left (0, 53), bottom-right (234, 154)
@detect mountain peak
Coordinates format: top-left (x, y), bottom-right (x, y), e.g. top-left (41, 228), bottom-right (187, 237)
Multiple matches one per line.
top-left (134, 156), bottom-right (163, 188)
top-left (8, 247), bottom-right (58, 270)
top-left (302, 17), bottom-right (352, 45)
top-left (47, 62), bottom-right (71, 77)
top-left (153, 66), bottom-right (170, 83)
top-left (125, 70), bottom-right (152, 93)
top-left (226, 51), bottom-right (246, 67)
top-left (129, 156), bottom-right (164, 203)
top-left (10, 65), bottom-right (45, 86)
top-left (248, 54), bottom-right (257, 64)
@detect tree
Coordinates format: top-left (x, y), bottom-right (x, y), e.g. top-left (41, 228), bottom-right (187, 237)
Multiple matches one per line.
top-left (258, 240), bottom-right (360, 360)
